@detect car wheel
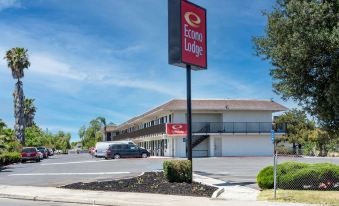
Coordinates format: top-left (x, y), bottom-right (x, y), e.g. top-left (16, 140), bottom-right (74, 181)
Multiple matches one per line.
top-left (21, 160), bottom-right (26, 163)
top-left (36, 158), bottom-right (40, 162)
top-left (141, 153), bottom-right (148, 158)
top-left (113, 154), bottom-right (120, 159)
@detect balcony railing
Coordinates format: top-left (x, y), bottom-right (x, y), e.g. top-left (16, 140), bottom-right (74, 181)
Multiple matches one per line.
top-left (112, 122), bottom-right (287, 141)
top-left (192, 122), bottom-right (287, 134)
top-left (113, 123), bottom-right (166, 141)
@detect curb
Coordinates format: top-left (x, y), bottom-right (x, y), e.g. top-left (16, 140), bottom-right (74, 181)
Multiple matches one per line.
top-left (0, 193), bottom-right (111, 206)
top-left (211, 187), bottom-right (224, 198)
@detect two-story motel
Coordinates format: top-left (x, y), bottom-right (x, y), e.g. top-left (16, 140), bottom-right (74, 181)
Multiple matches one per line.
top-left (103, 99), bottom-right (288, 157)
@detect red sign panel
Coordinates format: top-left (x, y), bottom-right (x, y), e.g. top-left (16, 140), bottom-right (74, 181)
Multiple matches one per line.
top-left (181, 0), bottom-right (207, 69)
top-left (166, 123), bottom-right (188, 136)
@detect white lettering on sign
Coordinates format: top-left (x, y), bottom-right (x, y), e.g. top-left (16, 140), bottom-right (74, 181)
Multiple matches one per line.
top-left (184, 24), bottom-right (203, 57)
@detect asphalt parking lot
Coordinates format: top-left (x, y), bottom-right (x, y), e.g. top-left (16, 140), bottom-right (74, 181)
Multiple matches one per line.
top-left (1, 153), bottom-right (338, 189)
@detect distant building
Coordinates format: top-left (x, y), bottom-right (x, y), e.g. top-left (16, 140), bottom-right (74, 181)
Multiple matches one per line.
top-left (103, 99), bottom-right (288, 157)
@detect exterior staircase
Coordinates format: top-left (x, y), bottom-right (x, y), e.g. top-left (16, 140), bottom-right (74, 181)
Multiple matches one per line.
top-left (192, 135), bottom-right (209, 148)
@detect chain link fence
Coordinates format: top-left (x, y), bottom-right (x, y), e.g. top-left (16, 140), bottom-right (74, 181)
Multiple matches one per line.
top-left (274, 150), bottom-right (339, 192)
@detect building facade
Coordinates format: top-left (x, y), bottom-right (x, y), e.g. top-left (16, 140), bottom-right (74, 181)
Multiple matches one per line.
top-left (104, 99), bottom-right (288, 157)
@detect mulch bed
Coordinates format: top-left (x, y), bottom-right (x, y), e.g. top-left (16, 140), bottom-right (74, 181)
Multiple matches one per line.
top-left (61, 172), bottom-right (217, 197)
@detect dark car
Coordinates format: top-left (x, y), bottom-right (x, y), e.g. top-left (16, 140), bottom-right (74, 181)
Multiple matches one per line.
top-left (105, 144), bottom-right (150, 159)
top-left (37, 147), bottom-right (49, 159)
top-left (21, 147), bottom-right (40, 163)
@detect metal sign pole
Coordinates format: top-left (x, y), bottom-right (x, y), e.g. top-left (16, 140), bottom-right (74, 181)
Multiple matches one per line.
top-left (272, 129), bottom-right (277, 200)
top-left (186, 64), bottom-right (193, 179)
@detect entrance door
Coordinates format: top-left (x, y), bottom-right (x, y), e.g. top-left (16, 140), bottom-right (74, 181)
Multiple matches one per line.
top-left (214, 137), bottom-right (222, 157)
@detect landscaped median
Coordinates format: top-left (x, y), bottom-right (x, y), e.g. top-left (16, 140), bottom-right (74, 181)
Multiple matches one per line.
top-left (62, 160), bottom-right (217, 197)
top-left (256, 161), bottom-right (339, 206)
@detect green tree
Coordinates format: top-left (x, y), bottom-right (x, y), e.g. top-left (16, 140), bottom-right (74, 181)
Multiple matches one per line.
top-left (309, 128), bottom-right (331, 156)
top-left (253, 0), bottom-right (339, 135)
top-left (96, 117), bottom-right (106, 141)
top-left (0, 121), bottom-right (20, 153)
top-left (25, 126), bottom-right (50, 147)
top-left (4, 48), bottom-right (31, 144)
top-left (0, 119), bottom-right (6, 129)
top-left (80, 118), bottom-right (104, 149)
top-left (275, 109), bottom-right (315, 152)
top-left (24, 98), bottom-right (37, 127)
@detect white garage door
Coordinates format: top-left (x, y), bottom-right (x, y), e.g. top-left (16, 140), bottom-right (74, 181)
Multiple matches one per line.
top-left (221, 135), bottom-right (273, 156)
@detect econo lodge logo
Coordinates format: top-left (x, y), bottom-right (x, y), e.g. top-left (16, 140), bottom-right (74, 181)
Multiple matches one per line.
top-left (184, 11), bottom-right (201, 28)
top-left (183, 10), bottom-right (204, 58)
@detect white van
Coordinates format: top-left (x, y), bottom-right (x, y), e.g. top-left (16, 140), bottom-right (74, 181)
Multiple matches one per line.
top-left (94, 141), bottom-right (135, 157)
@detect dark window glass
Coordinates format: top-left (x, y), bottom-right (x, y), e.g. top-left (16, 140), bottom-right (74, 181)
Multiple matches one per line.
top-left (22, 148), bottom-right (36, 153)
top-left (121, 145), bottom-right (128, 149)
top-left (111, 145), bottom-right (118, 149)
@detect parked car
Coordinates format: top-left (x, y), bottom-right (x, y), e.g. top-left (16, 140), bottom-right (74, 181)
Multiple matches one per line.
top-left (105, 144), bottom-right (150, 159)
top-left (21, 147), bottom-right (40, 163)
top-left (47, 148), bottom-right (54, 156)
top-left (95, 141), bottom-right (135, 158)
top-left (37, 147), bottom-right (49, 159)
top-left (37, 151), bottom-right (44, 160)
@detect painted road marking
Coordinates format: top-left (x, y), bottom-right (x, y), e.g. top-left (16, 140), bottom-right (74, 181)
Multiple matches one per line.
top-left (40, 159), bottom-right (116, 166)
top-left (8, 172), bottom-right (130, 176)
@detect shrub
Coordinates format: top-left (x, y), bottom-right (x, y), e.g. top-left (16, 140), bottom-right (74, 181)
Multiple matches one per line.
top-left (163, 160), bottom-right (192, 183)
top-left (0, 152), bottom-right (21, 166)
top-left (257, 166), bottom-right (274, 189)
top-left (257, 161), bottom-right (339, 190)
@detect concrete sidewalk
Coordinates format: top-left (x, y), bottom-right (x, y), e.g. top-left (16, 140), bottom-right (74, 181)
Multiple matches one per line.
top-left (0, 185), bottom-right (313, 206)
top-left (194, 174), bottom-right (259, 201)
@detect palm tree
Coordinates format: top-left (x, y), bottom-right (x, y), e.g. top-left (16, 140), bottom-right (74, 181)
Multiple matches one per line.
top-left (4, 48), bottom-right (30, 144)
top-left (24, 98), bottom-right (36, 127)
top-left (96, 117), bottom-right (107, 141)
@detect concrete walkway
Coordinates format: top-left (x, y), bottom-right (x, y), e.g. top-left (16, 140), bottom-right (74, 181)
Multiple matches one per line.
top-left (0, 185), bottom-right (314, 206)
top-left (193, 174), bottom-right (259, 201)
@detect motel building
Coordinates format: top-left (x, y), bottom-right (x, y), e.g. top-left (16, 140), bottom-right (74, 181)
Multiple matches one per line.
top-left (103, 99), bottom-right (288, 157)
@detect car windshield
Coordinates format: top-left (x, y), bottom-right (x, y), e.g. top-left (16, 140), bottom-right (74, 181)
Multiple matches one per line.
top-left (38, 149), bottom-right (45, 152)
top-left (22, 148), bottom-right (36, 153)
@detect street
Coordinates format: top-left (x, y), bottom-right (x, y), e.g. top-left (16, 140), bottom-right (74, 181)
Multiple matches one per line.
top-left (1, 153), bottom-right (338, 189)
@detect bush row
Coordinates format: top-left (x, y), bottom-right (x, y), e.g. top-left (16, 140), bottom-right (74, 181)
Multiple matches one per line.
top-left (257, 162), bottom-right (339, 190)
top-left (163, 160), bottom-right (192, 183)
top-left (0, 152), bottom-right (21, 167)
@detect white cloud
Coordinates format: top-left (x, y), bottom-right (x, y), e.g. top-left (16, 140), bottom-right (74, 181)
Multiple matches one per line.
top-left (30, 54), bottom-right (87, 80)
top-left (0, 0), bottom-right (20, 11)
top-left (27, 52), bottom-right (181, 96)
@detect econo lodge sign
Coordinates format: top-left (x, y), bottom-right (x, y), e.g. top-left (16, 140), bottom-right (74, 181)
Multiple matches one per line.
top-left (166, 123), bottom-right (188, 136)
top-left (168, 0), bottom-right (207, 70)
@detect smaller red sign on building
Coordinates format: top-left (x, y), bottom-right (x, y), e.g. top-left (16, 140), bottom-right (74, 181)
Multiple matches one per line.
top-left (166, 123), bottom-right (188, 136)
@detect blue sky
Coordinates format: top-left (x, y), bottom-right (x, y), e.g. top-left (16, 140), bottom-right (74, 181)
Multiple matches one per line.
top-left (0, 0), bottom-right (296, 142)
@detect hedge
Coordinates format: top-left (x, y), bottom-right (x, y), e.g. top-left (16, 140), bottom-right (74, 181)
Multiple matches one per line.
top-left (257, 162), bottom-right (339, 190)
top-left (0, 152), bottom-right (21, 167)
top-left (163, 160), bottom-right (192, 183)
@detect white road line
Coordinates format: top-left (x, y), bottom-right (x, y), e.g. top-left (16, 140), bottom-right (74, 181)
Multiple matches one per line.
top-left (8, 172), bottom-right (130, 176)
top-left (40, 159), bottom-right (116, 166)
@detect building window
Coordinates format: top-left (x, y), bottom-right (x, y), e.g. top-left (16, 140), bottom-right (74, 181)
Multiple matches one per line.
top-left (169, 114), bottom-right (172, 123)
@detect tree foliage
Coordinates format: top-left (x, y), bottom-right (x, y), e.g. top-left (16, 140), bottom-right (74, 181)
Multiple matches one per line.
top-left (275, 109), bottom-right (315, 145)
top-left (24, 98), bottom-right (36, 127)
top-left (253, 0), bottom-right (339, 134)
top-left (79, 117), bottom-right (105, 149)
